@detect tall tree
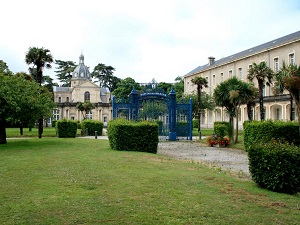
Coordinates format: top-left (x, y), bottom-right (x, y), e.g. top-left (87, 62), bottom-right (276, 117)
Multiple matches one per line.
top-left (55, 59), bottom-right (77, 86)
top-left (275, 62), bottom-right (300, 126)
top-left (91, 63), bottom-right (120, 92)
top-left (25, 46), bottom-right (54, 138)
top-left (247, 62), bottom-right (274, 121)
top-left (191, 76), bottom-right (208, 139)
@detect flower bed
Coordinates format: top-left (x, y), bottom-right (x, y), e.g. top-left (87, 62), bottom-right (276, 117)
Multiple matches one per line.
top-left (206, 134), bottom-right (230, 147)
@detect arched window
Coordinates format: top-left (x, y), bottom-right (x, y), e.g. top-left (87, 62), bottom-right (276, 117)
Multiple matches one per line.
top-left (84, 91), bottom-right (90, 101)
top-left (58, 97), bottom-right (61, 103)
top-left (66, 97), bottom-right (69, 102)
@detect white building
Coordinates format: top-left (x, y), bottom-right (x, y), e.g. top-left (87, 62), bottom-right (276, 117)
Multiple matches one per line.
top-left (184, 31), bottom-right (300, 128)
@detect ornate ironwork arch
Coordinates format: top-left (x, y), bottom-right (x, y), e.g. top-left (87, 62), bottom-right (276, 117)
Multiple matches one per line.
top-left (112, 87), bottom-right (192, 141)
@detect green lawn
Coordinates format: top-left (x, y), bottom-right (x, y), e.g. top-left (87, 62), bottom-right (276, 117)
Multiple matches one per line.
top-left (6, 127), bottom-right (81, 138)
top-left (0, 138), bottom-right (299, 224)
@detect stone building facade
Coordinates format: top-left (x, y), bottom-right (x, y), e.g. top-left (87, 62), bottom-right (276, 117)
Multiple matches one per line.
top-left (184, 31), bottom-right (300, 128)
top-left (53, 54), bottom-right (111, 126)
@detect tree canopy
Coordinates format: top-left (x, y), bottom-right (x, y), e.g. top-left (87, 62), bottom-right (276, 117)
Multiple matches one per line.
top-left (25, 47), bottom-right (54, 85)
top-left (91, 63), bottom-right (120, 92)
top-left (275, 62), bottom-right (300, 126)
top-left (54, 59), bottom-right (77, 87)
top-left (112, 77), bottom-right (141, 101)
top-left (0, 74), bottom-right (55, 144)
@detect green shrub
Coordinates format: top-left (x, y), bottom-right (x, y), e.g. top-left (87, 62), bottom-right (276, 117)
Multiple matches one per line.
top-left (107, 119), bottom-right (158, 153)
top-left (214, 124), bottom-right (227, 137)
top-left (52, 120), bottom-right (57, 128)
top-left (214, 121), bottom-right (230, 137)
top-left (244, 120), bottom-right (299, 151)
top-left (56, 120), bottom-right (77, 138)
top-left (81, 120), bottom-right (103, 136)
top-left (248, 140), bottom-right (300, 194)
top-left (193, 119), bottom-right (198, 129)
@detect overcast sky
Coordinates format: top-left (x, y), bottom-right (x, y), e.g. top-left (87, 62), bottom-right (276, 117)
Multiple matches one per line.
top-left (1, 0), bottom-right (300, 84)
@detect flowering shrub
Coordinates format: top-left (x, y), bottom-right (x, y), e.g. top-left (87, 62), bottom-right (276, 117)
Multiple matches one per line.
top-left (206, 134), bottom-right (230, 147)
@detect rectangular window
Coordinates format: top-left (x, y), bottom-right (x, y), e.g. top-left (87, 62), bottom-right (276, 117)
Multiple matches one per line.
top-left (53, 109), bottom-right (60, 120)
top-left (212, 75), bottom-right (216, 86)
top-left (276, 108), bottom-right (280, 120)
top-left (274, 58), bottom-right (279, 72)
top-left (238, 68), bottom-right (242, 80)
top-left (289, 53), bottom-right (295, 65)
top-left (221, 72), bottom-right (224, 82)
top-left (229, 70), bottom-right (232, 78)
top-left (263, 85), bottom-right (266, 97)
top-left (87, 111), bottom-right (93, 120)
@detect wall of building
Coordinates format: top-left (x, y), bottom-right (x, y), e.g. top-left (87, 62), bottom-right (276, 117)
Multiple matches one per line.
top-left (184, 37), bottom-right (300, 128)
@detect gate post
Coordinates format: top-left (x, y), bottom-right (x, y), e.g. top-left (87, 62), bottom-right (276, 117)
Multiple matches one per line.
top-left (129, 87), bottom-right (139, 120)
top-left (168, 88), bottom-right (177, 141)
top-left (112, 96), bottom-right (116, 119)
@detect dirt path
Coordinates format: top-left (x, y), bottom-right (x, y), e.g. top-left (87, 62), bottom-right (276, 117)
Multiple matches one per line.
top-left (157, 141), bottom-right (250, 178)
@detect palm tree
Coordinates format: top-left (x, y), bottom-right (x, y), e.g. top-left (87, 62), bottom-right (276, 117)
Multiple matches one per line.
top-left (214, 77), bottom-right (258, 143)
top-left (76, 101), bottom-right (95, 120)
top-left (191, 76), bottom-right (208, 139)
top-left (247, 62), bottom-right (274, 121)
top-left (229, 78), bottom-right (258, 143)
top-left (25, 47), bottom-right (54, 138)
top-left (275, 62), bottom-right (300, 126)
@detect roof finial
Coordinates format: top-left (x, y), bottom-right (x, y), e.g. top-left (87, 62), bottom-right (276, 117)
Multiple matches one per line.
top-left (79, 52), bottom-right (84, 64)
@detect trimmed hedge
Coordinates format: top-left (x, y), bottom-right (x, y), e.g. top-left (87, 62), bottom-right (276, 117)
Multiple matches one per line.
top-left (81, 120), bottom-right (103, 136)
top-left (107, 119), bottom-right (158, 153)
top-left (248, 140), bottom-right (300, 194)
top-left (214, 124), bottom-right (227, 137)
top-left (244, 120), bottom-right (299, 151)
top-left (56, 120), bottom-right (77, 138)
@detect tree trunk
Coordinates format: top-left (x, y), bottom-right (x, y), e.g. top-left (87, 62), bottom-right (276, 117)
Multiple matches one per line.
top-left (229, 116), bottom-right (234, 141)
top-left (235, 107), bottom-right (239, 144)
top-left (247, 101), bottom-right (253, 121)
top-left (197, 86), bottom-right (201, 139)
top-left (258, 81), bottom-right (264, 121)
top-left (38, 118), bottom-right (43, 139)
top-left (0, 116), bottom-right (7, 144)
top-left (290, 95), bottom-right (293, 121)
top-left (20, 124), bottom-right (23, 136)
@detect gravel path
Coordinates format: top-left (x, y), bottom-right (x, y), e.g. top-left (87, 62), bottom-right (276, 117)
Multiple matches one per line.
top-left (157, 141), bottom-right (250, 178)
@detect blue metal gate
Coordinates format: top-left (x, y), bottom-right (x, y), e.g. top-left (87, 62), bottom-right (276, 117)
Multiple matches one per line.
top-left (112, 87), bottom-right (192, 140)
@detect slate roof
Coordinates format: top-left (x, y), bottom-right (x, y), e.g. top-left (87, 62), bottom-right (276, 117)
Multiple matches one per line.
top-left (185, 30), bottom-right (300, 77)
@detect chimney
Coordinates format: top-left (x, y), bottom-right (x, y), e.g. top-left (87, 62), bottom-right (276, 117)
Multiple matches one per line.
top-left (208, 56), bottom-right (215, 65)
